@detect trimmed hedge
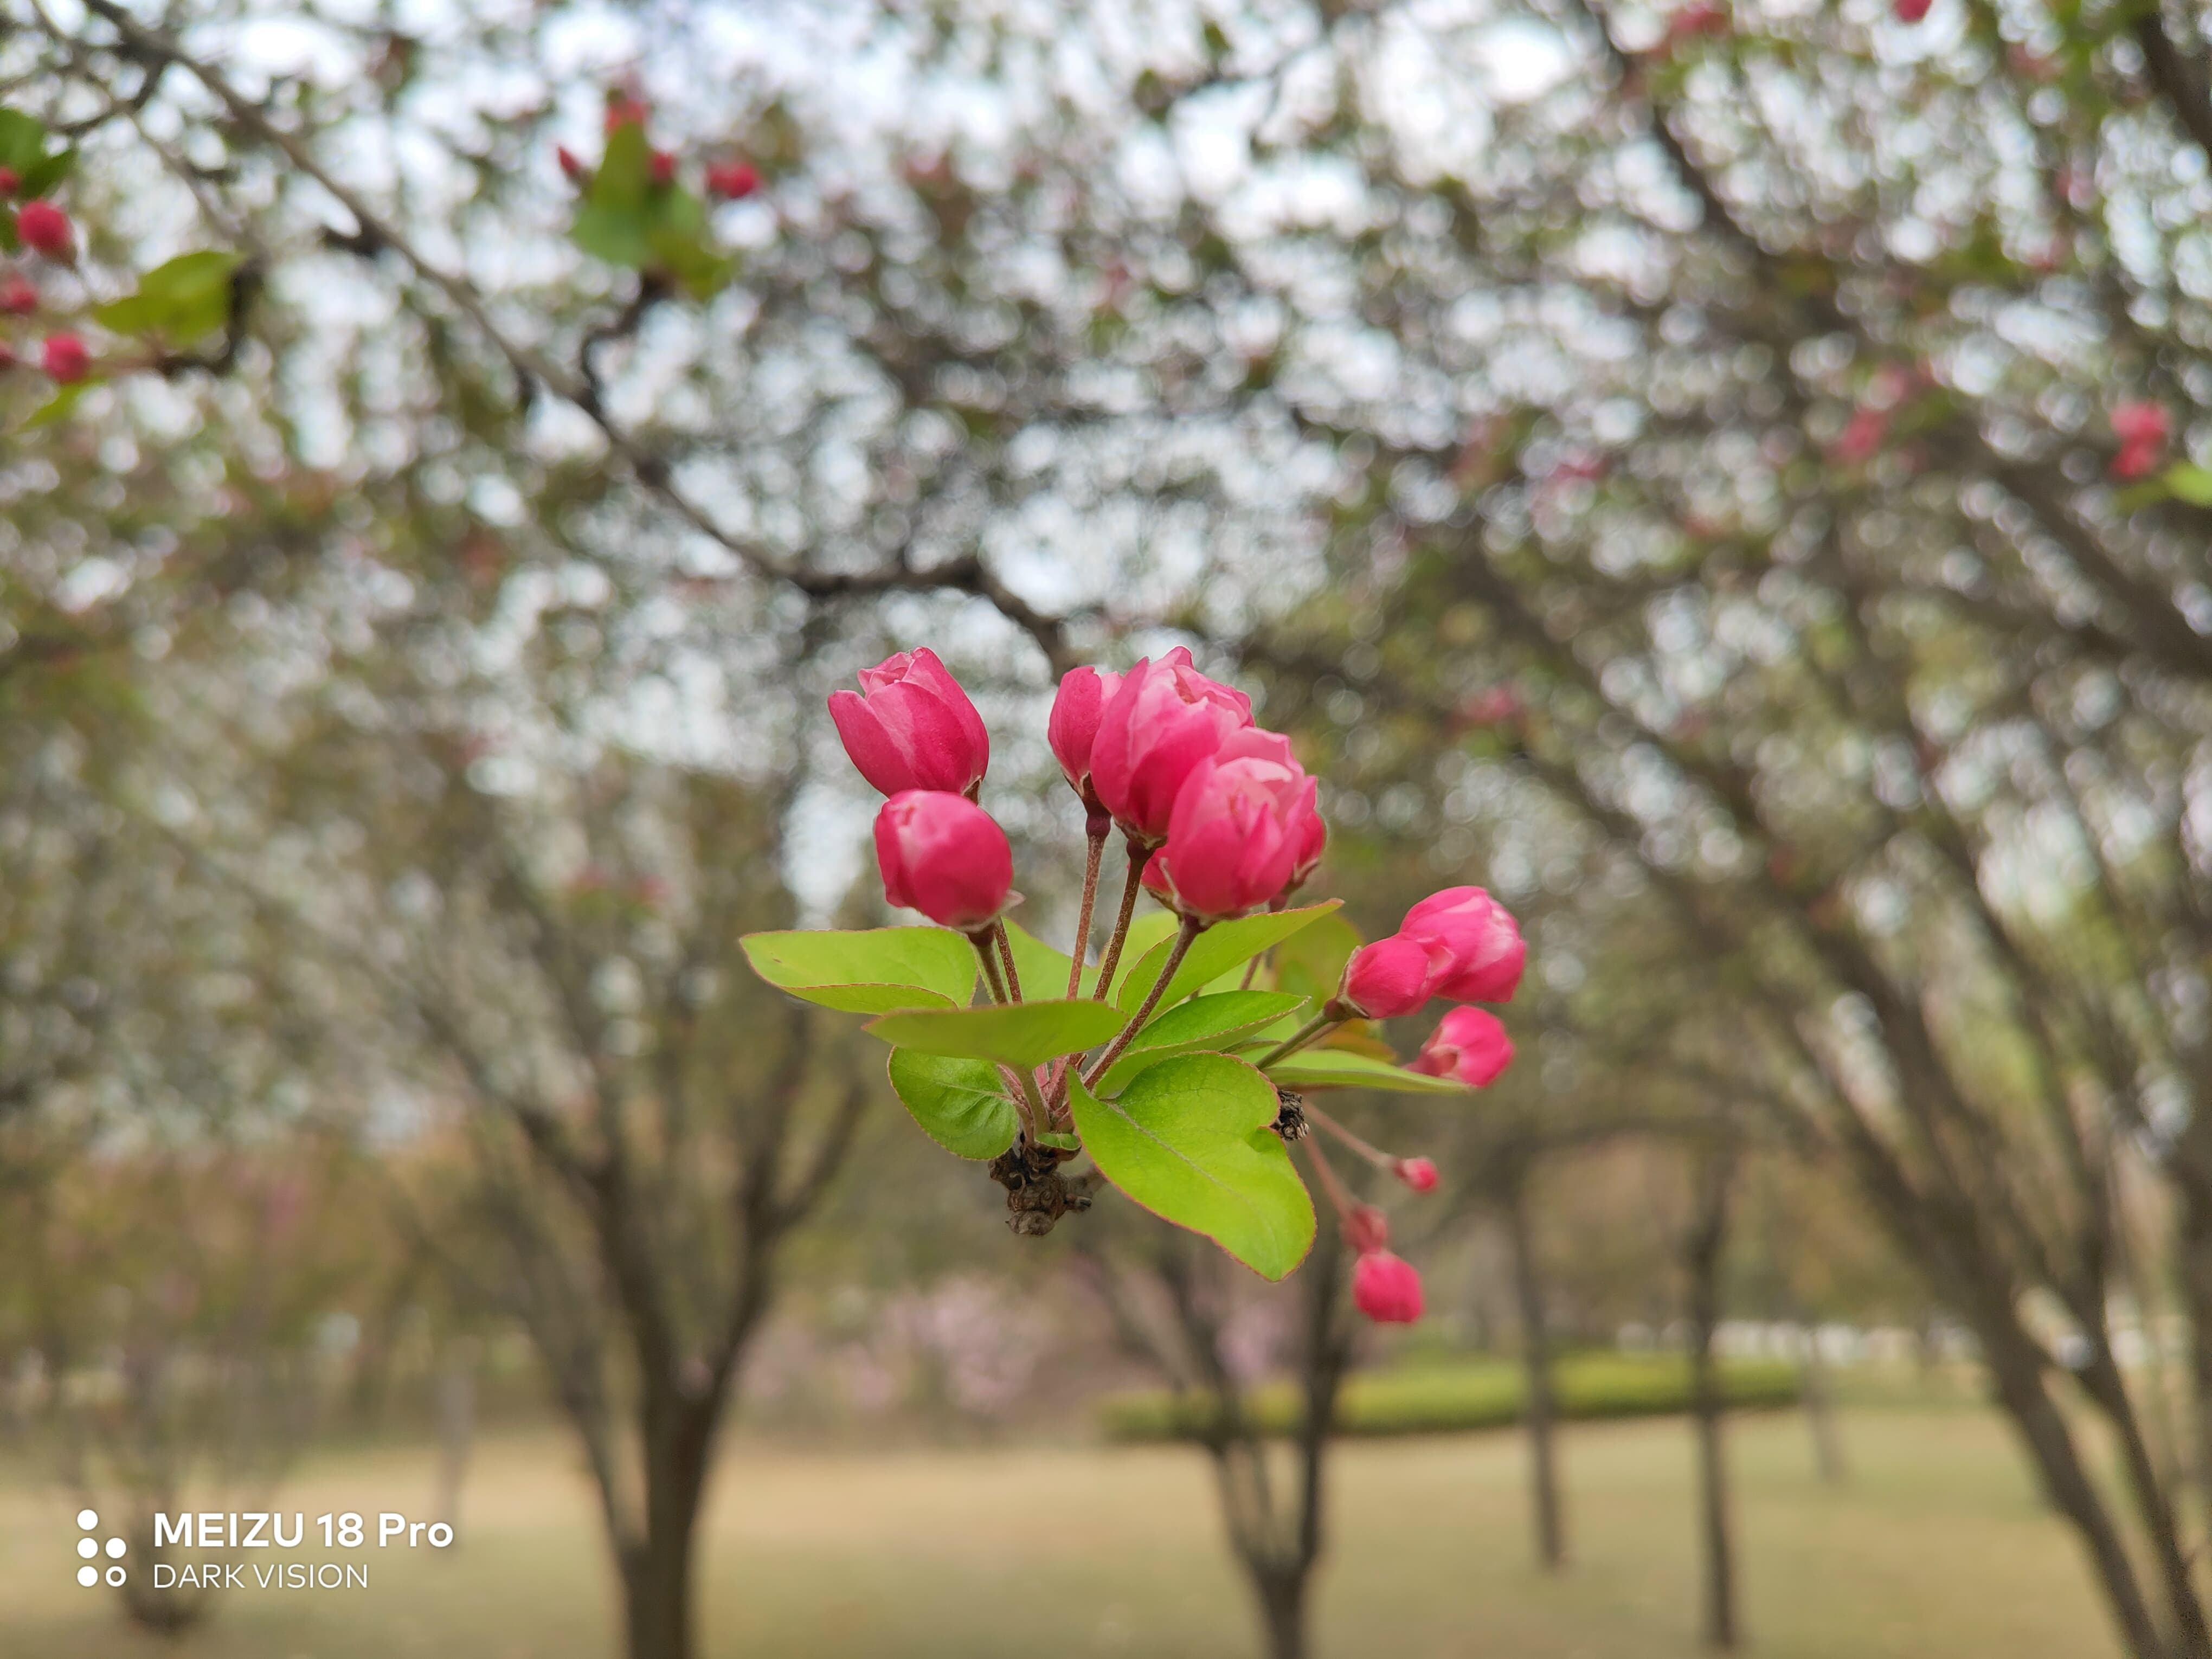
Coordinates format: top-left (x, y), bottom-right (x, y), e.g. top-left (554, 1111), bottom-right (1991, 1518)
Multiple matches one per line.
top-left (1100, 1352), bottom-right (1802, 1442)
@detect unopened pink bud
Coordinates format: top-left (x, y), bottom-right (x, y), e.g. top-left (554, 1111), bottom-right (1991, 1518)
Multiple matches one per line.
top-left (1352, 1251), bottom-right (1423, 1324)
top-left (1343, 1204), bottom-right (1389, 1255)
top-left (649, 150), bottom-right (676, 186)
top-left (828, 647), bottom-right (991, 798)
top-left (0, 276), bottom-right (35, 315)
top-left (873, 790), bottom-right (1012, 931)
top-left (40, 332), bottom-right (88, 383)
top-left (1396, 1157), bottom-right (1439, 1194)
top-left (16, 201), bottom-right (71, 259)
top-left (1339, 934), bottom-right (1446, 1019)
top-left (1407, 1006), bottom-right (1514, 1088)
top-left (1087, 647), bottom-right (1252, 844)
top-left (706, 160), bottom-right (761, 201)
top-left (1400, 886), bottom-right (1525, 1002)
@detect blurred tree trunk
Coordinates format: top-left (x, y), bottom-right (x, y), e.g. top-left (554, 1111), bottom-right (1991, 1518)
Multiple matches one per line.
top-left (1505, 1174), bottom-right (1567, 1571)
top-left (1795, 1323), bottom-right (1846, 1488)
top-left (434, 1338), bottom-right (477, 1533)
top-left (1685, 1149), bottom-right (1738, 1652)
top-left (1086, 1224), bottom-right (1352, 1659)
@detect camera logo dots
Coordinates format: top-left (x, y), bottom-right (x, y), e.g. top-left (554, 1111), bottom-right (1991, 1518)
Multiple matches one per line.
top-left (74, 1509), bottom-right (126, 1587)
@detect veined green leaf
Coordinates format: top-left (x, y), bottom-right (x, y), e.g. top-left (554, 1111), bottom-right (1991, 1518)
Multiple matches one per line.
top-left (1001, 918), bottom-right (1088, 1000)
top-left (1116, 901), bottom-right (1342, 1015)
top-left (886, 1050), bottom-right (1018, 1160)
top-left (93, 250), bottom-right (243, 348)
top-left (1097, 991), bottom-right (1307, 1095)
top-left (1261, 1047), bottom-right (1470, 1095)
top-left (866, 998), bottom-right (1127, 1068)
top-left (740, 927), bottom-right (975, 1014)
top-left (1070, 1053), bottom-right (1314, 1281)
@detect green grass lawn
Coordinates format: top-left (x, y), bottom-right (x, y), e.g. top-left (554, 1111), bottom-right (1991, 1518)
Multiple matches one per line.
top-left (0, 1404), bottom-right (2120, 1658)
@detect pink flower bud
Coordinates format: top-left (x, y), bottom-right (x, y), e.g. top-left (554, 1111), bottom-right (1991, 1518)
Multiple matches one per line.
top-left (557, 146), bottom-right (586, 183)
top-left (0, 276), bottom-right (35, 315)
top-left (1395, 1157), bottom-right (1439, 1194)
top-left (649, 150), bottom-right (676, 186)
top-left (2112, 401), bottom-right (2169, 447)
top-left (1285, 787), bottom-right (1327, 893)
top-left (1352, 1251), bottom-right (1423, 1324)
top-left (1401, 886), bottom-right (1525, 1002)
top-left (1343, 1204), bottom-right (1390, 1254)
top-left (706, 160), bottom-right (761, 200)
top-left (1339, 934), bottom-right (1447, 1019)
top-left (1047, 664), bottom-right (1123, 812)
top-left (16, 201), bottom-right (70, 259)
top-left (1894, 0), bottom-right (1931, 20)
top-left (0, 168), bottom-right (19, 195)
top-left (1829, 407), bottom-right (1888, 465)
top-left (873, 790), bottom-right (1012, 931)
top-left (40, 333), bottom-right (88, 384)
top-left (1088, 647), bottom-right (1252, 844)
top-left (605, 94), bottom-right (648, 133)
top-left (1407, 1006), bottom-right (1515, 1088)
top-left (827, 647), bottom-right (991, 798)
top-left (1141, 736), bottom-right (1317, 921)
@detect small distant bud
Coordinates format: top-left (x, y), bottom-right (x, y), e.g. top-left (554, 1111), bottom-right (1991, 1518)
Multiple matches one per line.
top-left (604, 93), bottom-right (648, 133)
top-left (0, 276), bottom-right (36, 315)
top-left (1894, 0), bottom-right (1931, 20)
top-left (1395, 1157), bottom-right (1439, 1194)
top-left (706, 160), bottom-right (761, 201)
top-left (41, 333), bottom-right (88, 383)
top-left (649, 150), bottom-right (676, 186)
top-left (16, 201), bottom-right (72, 259)
top-left (556, 146), bottom-right (586, 183)
top-left (1352, 1251), bottom-right (1424, 1324)
top-left (1343, 1204), bottom-right (1390, 1255)
top-left (0, 168), bottom-right (20, 195)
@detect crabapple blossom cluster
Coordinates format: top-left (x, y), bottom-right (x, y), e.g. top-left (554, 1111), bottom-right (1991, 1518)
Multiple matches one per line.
top-left (743, 646), bottom-right (1526, 1321)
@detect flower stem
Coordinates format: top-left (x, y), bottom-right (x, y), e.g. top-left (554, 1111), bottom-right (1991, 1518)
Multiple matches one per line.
top-left (1082, 915), bottom-right (1202, 1088)
top-left (1298, 1131), bottom-right (1359, 1228)
top-left (1254, 1006), bottom-right (1344, 1070)
top-left (1089, 838), bottom-right (1153, 1001)
top-left (996, 1064), bottom-right (1039, 1138)
top-left (1015, 1065), bottom-right (1052, 1135)
top-left (1306, 1103), bottom-right (1393, 1171)
top-left (1239, 895), bottom-right (1288, 989)
top-left (970, 933), bottom-right (1009, 1005)
top-left (992, 920), bottom-right (1024, 1004)
top-left (1067, 816), bottom-right (1109, 999)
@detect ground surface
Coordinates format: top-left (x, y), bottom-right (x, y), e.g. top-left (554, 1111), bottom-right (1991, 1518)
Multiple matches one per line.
top-left (0, 1404), bottom-right (2121, 1658)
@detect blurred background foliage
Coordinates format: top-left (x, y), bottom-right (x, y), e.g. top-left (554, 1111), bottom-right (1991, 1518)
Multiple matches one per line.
top-left (1, 0), bottom-right (2210, 1656)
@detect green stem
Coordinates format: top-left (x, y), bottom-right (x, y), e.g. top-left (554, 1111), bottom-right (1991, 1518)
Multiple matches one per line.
top-left (1298, 1131), bottom-right (1360, 1229)
top-left (1254, 1007), bottom-right (1344, 1070)
top-left (1306, 1103), bottom-right (1392, 1171)
top-left (1089, 838), bottom-right (1153, 1001)
top-left (971, 933), bottom-right (1009, 1005)
top-left (1067, 817), bottom-right (1109, 999)
top-left (1082, 916), bottom-right (1202, 1088)
top-left (992, 920), bottom-right (1024, 1003)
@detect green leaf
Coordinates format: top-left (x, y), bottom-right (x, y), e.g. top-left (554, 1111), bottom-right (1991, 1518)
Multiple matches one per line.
top-left (1001, 918), bottom-right (1085, 1000)
top-left (18, 145), bottom-right (73, 200)
top-left (1103, 909), bottom-right (1181, 998)
top-left (1116, 901), bottom-right (1343, 1015)
top-left (2165, 462), bottom-right (2212, 507)
top-left (886, 1050), bottom-right (1017, 1160)
top-left (1261, 1047), bottom-right (1470, 1095)
top-left (1098, 991), bottom-right (1307, 1094)
top-left (24, 382), bottom-right (88, 429)
top-left (740, 927), bottom-right (975, 1014)
top-left (1070, 1054), bottom-right (1314, 1281)
top-left (1271, 912), bottom-right (1363, 1004)
top-left (0, 111), bottom-right (48, 175)
top-left (865, 999), bottom-right (1128, 1068)
top-left (92, 251), bottom-right (242, 348)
